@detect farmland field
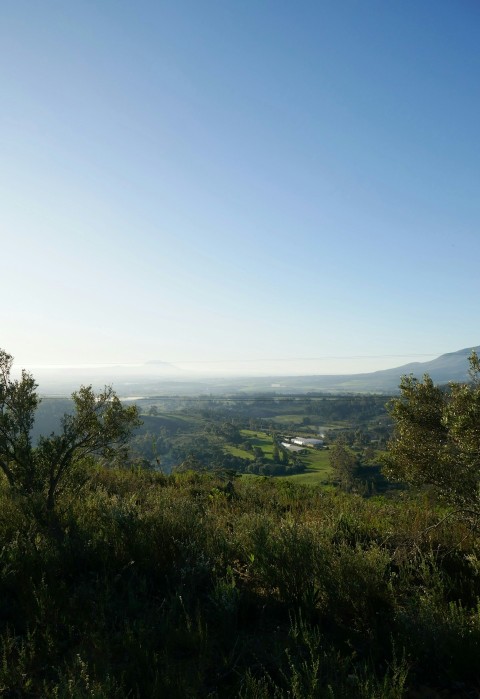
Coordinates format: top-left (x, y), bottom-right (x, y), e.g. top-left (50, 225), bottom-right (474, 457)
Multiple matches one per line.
top-left (224, 445), bottom-right (254, 460)
top-left (122, 392), bottom-right (391, 481)
top-left (239, 429), bottom-right (276, 457)
top-left (237, 428), bottom-right (333, 484)
top-left (282, 448), bottom-right (332, 485)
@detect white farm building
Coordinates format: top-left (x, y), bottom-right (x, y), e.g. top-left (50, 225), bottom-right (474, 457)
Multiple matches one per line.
top-left (291, 437), bottom-right (324, 449)
top-left (281, 442), bottom-right (306, 453)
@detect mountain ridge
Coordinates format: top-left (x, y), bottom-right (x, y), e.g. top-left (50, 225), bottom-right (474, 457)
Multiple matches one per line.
top-left (269, 345), bottom-right (480, 393)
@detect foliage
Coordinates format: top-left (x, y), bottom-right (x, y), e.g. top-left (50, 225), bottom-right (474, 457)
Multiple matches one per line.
top-left (32, 390), bottom-right (391, 477)
top-left (7, 350), bottom-right (480, 694)
top-left (384, 350), bottom-right (480, 512)
top-left (329, 444), bottom-right (358, 490)
top-left (0, 349), bottom-right (140, 510)
top-left (1, 465), bottom-right (480, 696)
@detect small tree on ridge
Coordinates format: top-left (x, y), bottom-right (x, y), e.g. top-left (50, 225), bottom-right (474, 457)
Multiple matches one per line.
top-left (0, 348), bottom-right (140, 510)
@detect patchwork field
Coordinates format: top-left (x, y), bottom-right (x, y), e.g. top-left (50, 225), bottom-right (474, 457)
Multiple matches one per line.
top-left (237, 428), bottom-right (332, 484)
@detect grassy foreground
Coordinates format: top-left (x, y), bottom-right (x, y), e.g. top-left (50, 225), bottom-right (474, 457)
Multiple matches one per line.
top-left (1, 468), bottom-right (480, 697)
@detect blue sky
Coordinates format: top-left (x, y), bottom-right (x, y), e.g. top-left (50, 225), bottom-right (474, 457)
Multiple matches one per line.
top-left (1, 1), bottom-right (479, 375)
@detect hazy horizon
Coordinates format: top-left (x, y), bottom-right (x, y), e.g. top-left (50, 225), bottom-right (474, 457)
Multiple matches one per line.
top-left (16, 352), bottom-right (442, 378)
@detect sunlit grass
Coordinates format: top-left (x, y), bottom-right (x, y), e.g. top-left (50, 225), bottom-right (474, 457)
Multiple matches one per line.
top-left (224, 445), bottom-right (255, 460)
top-left (240, 429), bottom-right (275, 456)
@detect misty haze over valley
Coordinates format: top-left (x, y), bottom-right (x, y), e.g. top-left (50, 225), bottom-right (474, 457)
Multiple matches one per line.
top-left (20, 346), bottom-right (480, 396)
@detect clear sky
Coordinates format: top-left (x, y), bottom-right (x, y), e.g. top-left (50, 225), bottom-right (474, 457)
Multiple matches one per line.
top-left (1, 1), bottom-right (479, 375)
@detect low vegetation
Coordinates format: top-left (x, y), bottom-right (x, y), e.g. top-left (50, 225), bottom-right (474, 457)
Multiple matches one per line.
top-left (1, 350), bottom-right (480, 696)
top-left (2, 468), bottom-right (480, 697)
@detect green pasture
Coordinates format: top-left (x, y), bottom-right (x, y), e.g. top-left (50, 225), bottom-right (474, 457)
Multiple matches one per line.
top-left (238, 428), bottom-right (332, 485)
top-left (239, 429), bottom-right (275, 456)
top-left (303, 447), bottom-right (331, 470)
top-left (282, 448), bottom-right (332, 485)
top-left (281, 470), bottom-right (330, 485)
top-left (224, 445), bottom-right (255, 460)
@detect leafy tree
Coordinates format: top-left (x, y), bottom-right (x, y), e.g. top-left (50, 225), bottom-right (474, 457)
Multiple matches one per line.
top-left (329, 444), bottom-right (358, 490)
top-left (0, 349), bottom-right (140, 510)
top-left (383, 351), bottom-right (480, 512)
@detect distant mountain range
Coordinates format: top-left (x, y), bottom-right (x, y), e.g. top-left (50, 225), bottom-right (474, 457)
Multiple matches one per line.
top-left (264, 346), bottom-right (480, 394)
top-left (369, 345), bottom-right (480, 387)
top-left (30, 346), bottom-right (479, 396)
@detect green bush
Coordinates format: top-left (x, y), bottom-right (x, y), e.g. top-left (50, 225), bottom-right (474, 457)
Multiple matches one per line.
top-left (1, 468), bottom-right (479, 696)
